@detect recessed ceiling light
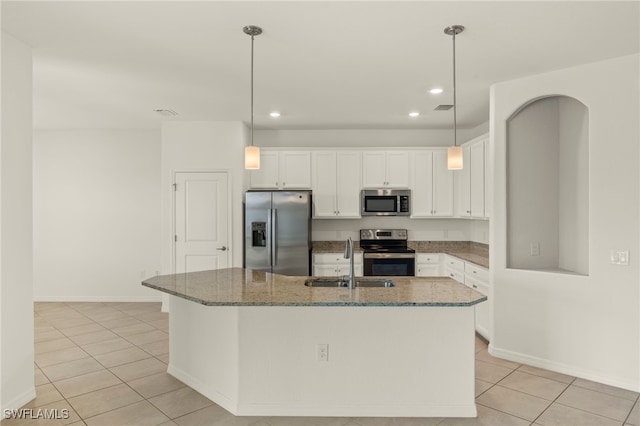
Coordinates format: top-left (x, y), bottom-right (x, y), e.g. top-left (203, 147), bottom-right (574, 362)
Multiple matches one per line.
top-left (409, 112), bottom-right (420, 118)
top-left (270, 112), bottom-right (281, 118)
top-left (429, 88), bottom-right (444, 94)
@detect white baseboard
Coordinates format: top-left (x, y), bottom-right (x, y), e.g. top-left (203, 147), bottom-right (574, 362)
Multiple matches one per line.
top-left (489, 344), bottom-right (639, 392)
top-left (167, 364), bottom-right (477, 418)
top-left (1, 386), bottom-right (36, 416)
top-left (167, 364), bottom-right (237, 414)
top-left (33, 295), bottom-right (162, 302)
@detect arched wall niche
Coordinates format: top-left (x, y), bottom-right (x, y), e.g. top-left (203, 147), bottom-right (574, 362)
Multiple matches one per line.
top-left (506, 95), bottom-right (589, 275)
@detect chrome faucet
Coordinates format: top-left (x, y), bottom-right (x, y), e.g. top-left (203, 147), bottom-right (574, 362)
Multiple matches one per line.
top-left (344, 237), bottom-right (355, 290)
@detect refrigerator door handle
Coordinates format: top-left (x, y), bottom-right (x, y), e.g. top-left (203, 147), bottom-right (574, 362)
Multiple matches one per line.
top-left (266, 209), bottom-right (273, 267)
top-left (272, 208), bottom-right (278, 266)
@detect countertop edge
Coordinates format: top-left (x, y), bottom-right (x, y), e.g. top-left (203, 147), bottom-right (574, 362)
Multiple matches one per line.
top-left (142, 280), bottom-right (487, 307)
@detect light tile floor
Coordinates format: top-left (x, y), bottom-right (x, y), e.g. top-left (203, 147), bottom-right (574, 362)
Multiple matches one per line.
top-left (2, 302), bottom-right (638, 426)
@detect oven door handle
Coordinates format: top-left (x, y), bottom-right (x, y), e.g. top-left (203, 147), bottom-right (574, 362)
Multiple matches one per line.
top-left (363, 253), bottom-right (416, 259)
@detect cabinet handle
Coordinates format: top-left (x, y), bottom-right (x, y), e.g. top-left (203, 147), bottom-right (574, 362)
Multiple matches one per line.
top-left (336, 210), bottom-right (340, 215)
top-left (472, 284), bottom-right (478, 289)
top-left (473, 270), bottom-right (477, 274)
top-left (450, 273), bottom-right (454, 277)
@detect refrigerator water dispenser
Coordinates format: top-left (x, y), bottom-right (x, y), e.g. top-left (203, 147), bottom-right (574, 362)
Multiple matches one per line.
top-left (252, 222), bottom-right (266, 247)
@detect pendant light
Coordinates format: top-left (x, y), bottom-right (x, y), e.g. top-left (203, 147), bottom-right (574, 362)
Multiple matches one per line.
top-left (445, 25), bottom-right (464, 170)
top-left (244, 25), bottom-right (262, 170)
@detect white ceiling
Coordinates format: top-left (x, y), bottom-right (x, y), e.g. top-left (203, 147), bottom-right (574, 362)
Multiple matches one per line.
top-left (2, 1), bottom-right (639, 130)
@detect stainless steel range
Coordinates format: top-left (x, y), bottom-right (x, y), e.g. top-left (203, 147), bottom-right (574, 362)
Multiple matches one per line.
top-left (360, 229), bottom-right (415, 276)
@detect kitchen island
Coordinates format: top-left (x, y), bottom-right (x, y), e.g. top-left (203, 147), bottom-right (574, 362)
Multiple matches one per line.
top-left (142, 268), bottom-right (486, 418)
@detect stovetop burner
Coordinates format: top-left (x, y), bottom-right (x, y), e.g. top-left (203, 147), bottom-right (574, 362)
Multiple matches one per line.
top-left (359, 229), bottom-right (412, 253)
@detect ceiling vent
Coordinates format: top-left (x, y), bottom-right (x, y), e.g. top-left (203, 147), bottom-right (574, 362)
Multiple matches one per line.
top-left (153, 109), bottom-right (178, 116)
top-left (434, 104), bottom-right (454, 111)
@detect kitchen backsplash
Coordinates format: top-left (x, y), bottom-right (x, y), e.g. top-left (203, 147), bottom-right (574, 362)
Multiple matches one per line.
top-left (312, 218), bottom-right (489, 244)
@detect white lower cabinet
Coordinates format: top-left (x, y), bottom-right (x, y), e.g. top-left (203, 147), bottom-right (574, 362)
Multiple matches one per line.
top-left (443, 254), bottom-right (491, 341)
top-left (415, 253), bottom-right (442, 276)
top-left (313, 253), bottom-right (363, 277)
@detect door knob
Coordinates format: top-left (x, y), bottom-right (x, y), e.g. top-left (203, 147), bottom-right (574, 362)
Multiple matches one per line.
top-left (216, 246), bottom-right (228, 251)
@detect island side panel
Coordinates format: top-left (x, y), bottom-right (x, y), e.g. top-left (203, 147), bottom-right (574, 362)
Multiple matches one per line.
top-left (167, 296), bottom-right (240, 413)
top-left (237, 306), bottom-right (477, 417)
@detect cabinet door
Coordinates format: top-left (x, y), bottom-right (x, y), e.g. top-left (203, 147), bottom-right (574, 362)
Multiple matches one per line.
top-left (362, 152), bottom-right (387, 188)
top-left (311, 152), bottom-right (337, 217)
top-left (432, 150), bottom-right (454, 217)
top-left (466, 275), bottom-right (490, 341)
top-left (410, 151), bottom-right (434, 217)
top-left (280, 151), bottom-right (311, 189)
top-left (469, 141), bottom-right (485, 218)
top-left (250, 150), bottom-right (279, 189)
top-left (455, 146), bottom-right (471, 217)
top-left (336, 151), bottom-right (361, 218)
top-left (386, 151), bottom-right (410, 187)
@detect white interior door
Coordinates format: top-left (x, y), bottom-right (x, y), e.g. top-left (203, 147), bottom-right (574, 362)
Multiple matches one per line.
top-left (174, 172), bottom-right (230, 273)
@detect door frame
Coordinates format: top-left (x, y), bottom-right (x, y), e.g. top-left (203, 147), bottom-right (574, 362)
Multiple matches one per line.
top-left (170, 169), bottom-right (234, 275)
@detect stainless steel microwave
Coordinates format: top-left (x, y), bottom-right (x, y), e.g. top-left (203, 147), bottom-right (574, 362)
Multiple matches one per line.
top-left (361, 189), bottom-right (411, 216)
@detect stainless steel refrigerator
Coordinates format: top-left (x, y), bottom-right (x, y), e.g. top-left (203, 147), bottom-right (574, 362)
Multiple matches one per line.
top-left (244, 191), bottom-right (311, 275)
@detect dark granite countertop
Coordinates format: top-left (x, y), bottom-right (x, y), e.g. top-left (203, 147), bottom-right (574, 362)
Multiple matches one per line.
top-left (142, 268), bottom-right (486, 307)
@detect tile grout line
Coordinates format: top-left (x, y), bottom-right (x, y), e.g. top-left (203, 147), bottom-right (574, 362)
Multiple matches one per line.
top-left (32, 303), bottom-right (172, 422)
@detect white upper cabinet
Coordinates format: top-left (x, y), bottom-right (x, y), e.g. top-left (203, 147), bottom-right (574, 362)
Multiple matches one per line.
top-left (311, 151), bottom-right (337, 217)
top-left (249, 150), bottom-right (280, 189)
top-left (455, 134), bottom-right (488, 219)
top-left (362, 151), bottom-right (409, 188)
top-left (312, 151), bottom-right (361, 218)
top-left (410, 149), bottom-right (453, 217)
top-left (250, 150), bottom-right (311, 189)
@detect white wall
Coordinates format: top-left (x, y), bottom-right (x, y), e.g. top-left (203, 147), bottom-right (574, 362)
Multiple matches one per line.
top-left (491, 54), bottom-right (639, 390)
top-left (255, 126), bottom-right (487, 148)
top-left (507, 97), bottom-right (560, 269)
top-left (1, 31), bottom-right (36, 411)
top-left (33, 129), bottom-right (162, 301)
top-left (160, 122), bottom-right (247, 276)
top-left (558, 97), bottom-right (589, 274)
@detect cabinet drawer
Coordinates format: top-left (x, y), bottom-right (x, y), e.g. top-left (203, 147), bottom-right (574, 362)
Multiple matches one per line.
top-left (313, 253), bottom-right (344, 264)
top-left (465, 275), bottom-right (488, 296)
top-left (465, 263), bottom-right (489, 282)
top-left (444, 256), bottom-right (465, 273)
top-left (445, 268), bottom-right (464, 283)
top-left (416, 264), bottom-right (440, 277)
top-left (416, 253), bottom-right (441, 264)
top-left (313, 252), bottom-right (363, 265)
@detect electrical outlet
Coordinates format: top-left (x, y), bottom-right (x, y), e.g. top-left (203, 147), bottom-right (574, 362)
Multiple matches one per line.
top-left (317, 344), bottom-right (329, 362)
top-left (530, 242), bottom-right (540, 256)
top-left (610, 250), bottom-right (630, 265)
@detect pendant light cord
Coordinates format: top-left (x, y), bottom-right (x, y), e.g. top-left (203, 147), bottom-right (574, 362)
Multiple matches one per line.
top-left (452, 29), bottom-right (457, 148)
top-left (250, 33), bottom-right (255, 148)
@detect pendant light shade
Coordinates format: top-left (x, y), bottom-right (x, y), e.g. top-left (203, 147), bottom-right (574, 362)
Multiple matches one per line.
top-left (447, 146), bottom-right (463, 170)
top-left (445, 25), bottom-right (465, 170)
top-left (245, 146), bottom-right (261, 169)
top-left (243, 25), bottom-right (262, 170)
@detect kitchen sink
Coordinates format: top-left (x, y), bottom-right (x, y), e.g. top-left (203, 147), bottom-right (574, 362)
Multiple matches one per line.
top-left (304, 278), bottom-right (395, 288)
